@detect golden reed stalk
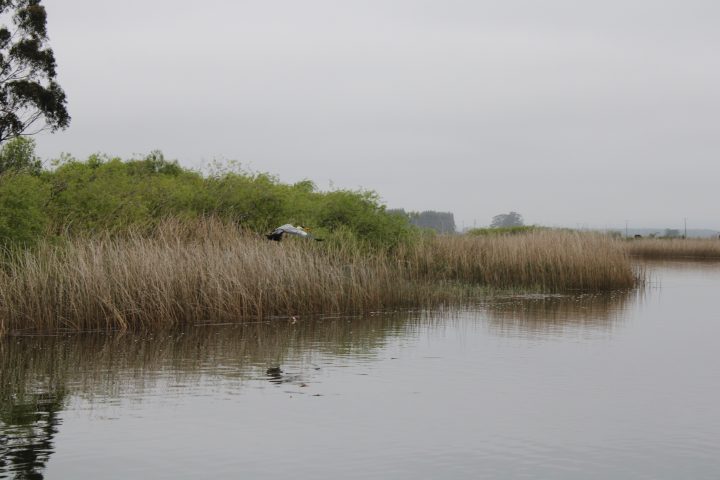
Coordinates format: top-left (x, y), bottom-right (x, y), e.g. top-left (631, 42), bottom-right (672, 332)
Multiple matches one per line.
top-left (625, 238), bottom-right (720, 259)
top-left (0, 219), bottom-right (639, 334)
top-left (400, 231), bottom-right (638, 291)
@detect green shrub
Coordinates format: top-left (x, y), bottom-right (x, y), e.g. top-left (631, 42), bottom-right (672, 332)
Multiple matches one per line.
top-left (0, 173), bottom-right (50, 247)
top-left (8, 148), bottom-right (415, 249)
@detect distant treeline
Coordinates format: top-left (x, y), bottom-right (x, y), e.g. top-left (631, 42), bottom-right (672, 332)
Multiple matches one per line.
top-left (0, 138), bottom-right (413, 248)
top-left (607, 228), bottom-right (720, 239)
top-left (389, 209), bottom-right (456, 234)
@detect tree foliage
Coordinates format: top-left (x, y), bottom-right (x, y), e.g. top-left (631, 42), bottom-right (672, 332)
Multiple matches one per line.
top-left (0, 146), bottom-right (415, 249)
top-left (490, 211), bottom-right (524, 228)
top-left (0, 136), bottom-right (41, 174)
top-left (390, 209), bottom-right (456, 234)
top-left (0, 0), bottom-right (69, 143)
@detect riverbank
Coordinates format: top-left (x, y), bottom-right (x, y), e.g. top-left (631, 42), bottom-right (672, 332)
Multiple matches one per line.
top-left (0, 219), bottom-right (640, 334)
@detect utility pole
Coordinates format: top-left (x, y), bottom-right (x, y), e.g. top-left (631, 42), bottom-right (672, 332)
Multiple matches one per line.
top-left (684, 217), bottom-right (687, 239)
top-left (625, 220), bottom-right (629, 238)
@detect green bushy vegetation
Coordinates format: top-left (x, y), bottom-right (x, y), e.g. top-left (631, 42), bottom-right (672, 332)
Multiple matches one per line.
top-left (0, 173), bottom-right (49, 246)
top-left (0, 137), bottom-right (43, 176)
top-left (0, 139), bottom-right (413, 249)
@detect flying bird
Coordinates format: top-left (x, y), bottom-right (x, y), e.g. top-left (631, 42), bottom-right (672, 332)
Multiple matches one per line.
top-left (266, 224), bottom-right (323, 241)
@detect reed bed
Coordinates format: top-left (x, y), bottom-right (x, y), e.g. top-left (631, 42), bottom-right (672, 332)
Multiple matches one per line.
top-left (401, 230), bottom-right (638, 291)
top-left (0, 221), bottom-right (428, 333)
top-left (0, 220), bottom-right (640, 334)
top-left (625, 238), bottom-right (720, 259)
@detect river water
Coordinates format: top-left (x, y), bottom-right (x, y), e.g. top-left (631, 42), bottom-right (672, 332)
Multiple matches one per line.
top-left (1, 261), bottom-right (719, 479)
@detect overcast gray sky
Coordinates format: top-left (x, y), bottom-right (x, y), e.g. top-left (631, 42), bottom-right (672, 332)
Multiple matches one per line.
top-left (36, 0), bottom-right (719, 230)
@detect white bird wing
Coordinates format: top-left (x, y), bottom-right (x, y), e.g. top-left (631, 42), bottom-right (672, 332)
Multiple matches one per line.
top-left (267, 224), bottom-right (292, 235)
top-left (283, 225), bottom-right (309, 237)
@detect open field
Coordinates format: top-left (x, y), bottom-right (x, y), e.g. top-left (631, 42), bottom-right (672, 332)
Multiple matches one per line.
top-left (626, 238), bottom-right (720, 259)
top-left (0, 220), bottom-right (640, 334)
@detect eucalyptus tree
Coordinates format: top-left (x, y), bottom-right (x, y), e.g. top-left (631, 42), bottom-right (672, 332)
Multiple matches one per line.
top-left (0, 0), bottom-right (69, 143)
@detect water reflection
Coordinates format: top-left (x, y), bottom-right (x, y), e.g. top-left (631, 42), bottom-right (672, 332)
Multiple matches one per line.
top-left (0, 392), bottom-right (64, 480)
top-left (0, 290), bottom-right (642, 478)
top-left (0, 314), bottom-right (413, 393)
top-left (0, 313), bottom-right (426, 478)
top-left (482, 290), bottom-right (638, 337)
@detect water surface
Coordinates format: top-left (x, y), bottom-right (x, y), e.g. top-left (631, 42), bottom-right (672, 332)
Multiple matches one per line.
top-left (1, 262), bottom-right (719, 479)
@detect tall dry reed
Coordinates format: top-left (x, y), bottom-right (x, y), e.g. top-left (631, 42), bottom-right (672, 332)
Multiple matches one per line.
top-left (0, 220), bottom-right (640, 334)
top-left (625, 238), bottom-right (720, 259)
top-left (0, 220), bottom-right (428, 333)
top-left (400, 230), bottom-right (638, 291)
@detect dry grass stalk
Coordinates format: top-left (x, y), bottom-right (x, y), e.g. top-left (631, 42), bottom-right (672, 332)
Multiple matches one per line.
top-left (0, 220), bottom-right (639, 334)
top-left (625, 238), bottom-right (720, 259)
top-left (400, 230), bottom-right (638, 292)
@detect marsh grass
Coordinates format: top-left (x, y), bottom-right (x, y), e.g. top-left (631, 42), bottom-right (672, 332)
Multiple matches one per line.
top-left (401, 231), bottom-right (638, 291)
top-left (0, 220), bottom-right (639, 334)
top-left (626, 238), bottom-right (720, 259)
top-left (0, 221), bottom-right (428, 333)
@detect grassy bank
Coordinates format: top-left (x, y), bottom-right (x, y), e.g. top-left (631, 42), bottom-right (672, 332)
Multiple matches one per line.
top-left (0, 220), bottom-right (639, 334)
top-left (626, 238), bottom-right (720, 259)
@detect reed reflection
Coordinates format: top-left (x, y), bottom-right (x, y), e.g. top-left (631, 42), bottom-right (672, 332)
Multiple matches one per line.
top-left (0, 293), bottom-right (642, 478)
top-left (482, 290), bottom-right (638, 337)
top-left (3, 313), bottom-right (424, 390)
top-left (0, 312), bottom-right (425, 477)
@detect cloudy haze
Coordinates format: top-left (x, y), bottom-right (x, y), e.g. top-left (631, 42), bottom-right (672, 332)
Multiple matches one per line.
top-left (37, 0), bottom-right (719, 230)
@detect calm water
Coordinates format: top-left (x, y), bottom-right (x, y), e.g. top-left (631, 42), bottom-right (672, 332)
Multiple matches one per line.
top-left (1, 262), bottom-right (719, 479)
